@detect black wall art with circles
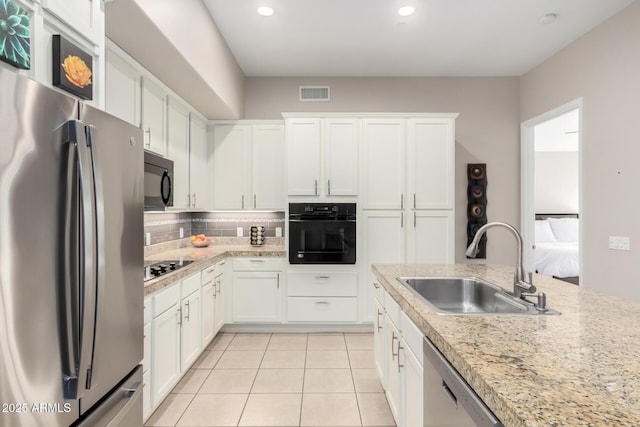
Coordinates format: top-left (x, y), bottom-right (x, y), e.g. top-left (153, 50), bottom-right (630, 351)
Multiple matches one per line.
top-left (467, 163), bottom-right (487, 258)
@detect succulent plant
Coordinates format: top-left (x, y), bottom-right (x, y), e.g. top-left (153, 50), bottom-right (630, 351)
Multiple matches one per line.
top-left (0, 0), bottom-right (30, 69)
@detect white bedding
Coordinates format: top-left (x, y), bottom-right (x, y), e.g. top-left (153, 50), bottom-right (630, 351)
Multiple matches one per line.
top-left (535, 241), bottom-right (579, 277)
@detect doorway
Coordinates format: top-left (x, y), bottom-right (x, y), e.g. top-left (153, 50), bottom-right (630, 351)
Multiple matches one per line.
top-left (521, 99), bottom-right (582, 285)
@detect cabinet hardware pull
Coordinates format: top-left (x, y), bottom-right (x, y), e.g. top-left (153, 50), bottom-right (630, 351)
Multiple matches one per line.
top-left (193, 193), bottom-right (197, 207)
top-left (373, 283), bottom-right (380, 289)
top-left (185, 301), bottom-right (190, 321)
top-left (314, 180), bottom-right (318, 195)
top-left (391, 332), bottom-right (398, 360)
top-left (277, 273), bottom-right (280, 289)
top-left (187, 194), bottom-right (191, 207)
top-left (254, 194), bottom-right (256, 209)
top-left (177, 307), bottom-right (182, 325)
top-left (315, 276), bottom-right (330, 280)
top-left (208, 268), bottom-right (215, 273)
top-left (327, 179), bottom-right (331, 195)
top-left (145, 128), bottom-right (151, 149)
top-left (250, 259), bottom-right (265, 263)
top-left (217, 279), bottom-right (221, 295)
top-left (315, 301), bottom-right (330, 305)
top-left (401, 193), bottom-right (404, 209)
top-left (414, 193), bottom-right (416, 209)
top-left (376, 310), bottom-right (382, 332)
top-left (414, 211), bottom-right (417, 228)
top-left (398, 343), bottom-right (405, 372)
top-left (242, 194), bottom-right (245, 209)
top-left (401, 213), bottom-right (404, 228)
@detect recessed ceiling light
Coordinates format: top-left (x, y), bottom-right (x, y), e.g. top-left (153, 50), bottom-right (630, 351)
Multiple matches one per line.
top-left (257, 6), bottom-right (274, 17)
top-left (398, 6), bottom-right (415, 17)
top-left (538, 13), bottom-right (558, 25)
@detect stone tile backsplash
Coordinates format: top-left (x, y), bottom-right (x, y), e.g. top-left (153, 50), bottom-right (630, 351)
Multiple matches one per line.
top-left (144, 211), bottom-right (285, 245)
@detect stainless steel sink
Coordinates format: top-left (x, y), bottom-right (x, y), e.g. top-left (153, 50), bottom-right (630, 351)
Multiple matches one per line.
top-left (397, 277), bottom-right (559, 315)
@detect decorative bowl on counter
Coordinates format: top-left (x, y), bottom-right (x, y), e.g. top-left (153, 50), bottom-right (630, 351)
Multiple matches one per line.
top-left (190, 234), bottom-right (212, 248)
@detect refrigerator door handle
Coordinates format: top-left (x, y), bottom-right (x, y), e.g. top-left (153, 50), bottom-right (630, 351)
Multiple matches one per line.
top-left (60, 120), bottom-right (99, 399)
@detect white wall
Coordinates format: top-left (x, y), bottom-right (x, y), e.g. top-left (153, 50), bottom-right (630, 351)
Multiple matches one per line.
top-left (521, 1), bottom-right (640, 301)
top-left (534, 151), bottom-right (579, 214)
top-left (245, 76), bottom-right (521, 265)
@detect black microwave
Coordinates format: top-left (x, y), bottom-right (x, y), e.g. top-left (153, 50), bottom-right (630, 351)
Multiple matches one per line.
top-left (144, 150), bottom-right (173, 210)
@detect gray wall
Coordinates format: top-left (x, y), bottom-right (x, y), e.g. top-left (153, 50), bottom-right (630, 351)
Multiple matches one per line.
top-left (521, 1), bottom-right (640, 301)
top-left (245, 77), bottom-right (521, 265)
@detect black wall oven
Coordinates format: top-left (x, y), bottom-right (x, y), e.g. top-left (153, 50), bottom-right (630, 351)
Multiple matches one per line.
top-left (289, 203), bottom-right (356, 264)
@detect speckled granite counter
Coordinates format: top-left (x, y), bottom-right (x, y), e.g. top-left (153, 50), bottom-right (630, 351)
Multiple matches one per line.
top-left (144, 239), bottom-right (285, 296)
top-left (372, 263), bottom-right (640, 427)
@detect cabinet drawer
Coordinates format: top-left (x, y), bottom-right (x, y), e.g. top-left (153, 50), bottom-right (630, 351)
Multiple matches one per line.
top-left (401, 310), bottom-right (424, 364)
top-left (144, 297), bottom-right (152, 325)
top-left (201, 263), bottom-right (216, 285)
top-left (372, 282), bottom-right (384, 304)
top-left (234, 257), bottom-right (282, 271)
top-left (143, 323), bottom-right (151, 372)
top-left (153, 283), bottom-right (180, 317)
top-left (384, 292), bottom-right (401, 330)
top-left (288, 271), bottom-right (357, 297)
top-left (287, 297), bottom-right (357, 322)
top-left (182, 272), bottom-right (201, 298)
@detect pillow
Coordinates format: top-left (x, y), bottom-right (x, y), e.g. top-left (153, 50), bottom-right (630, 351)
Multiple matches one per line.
top-left (534, 220), bottom-right (556, 243)
top-left (548, 217), bottom-right (579, 242)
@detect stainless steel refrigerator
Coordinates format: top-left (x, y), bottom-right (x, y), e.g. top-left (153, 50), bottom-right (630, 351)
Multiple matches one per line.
top-left (0, 68), bottom-right (144, 426)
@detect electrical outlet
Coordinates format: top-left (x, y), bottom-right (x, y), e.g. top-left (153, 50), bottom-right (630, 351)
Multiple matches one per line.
top-left (179, 227), bottom-right (184, 238)
top-left (237, 227), bottom-right (244, 237)
top-left (609, 236), bottom-right (630, 251)
top-left (275, 227), bottom-right (282, 237)
top-left (145, 232), bottom-right (151, 246)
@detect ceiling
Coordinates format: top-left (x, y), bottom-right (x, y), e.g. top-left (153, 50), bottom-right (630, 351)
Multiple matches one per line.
top-left (204, 0), bottom-right (635, 77)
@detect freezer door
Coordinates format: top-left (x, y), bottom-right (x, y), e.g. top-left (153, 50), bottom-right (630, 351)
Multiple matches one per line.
top-left (78, 104), bottom-right (144, 414)
top-left (76, 365), bottom-right (143, 427)
top-left (0, 69), bottom-right (80, 426)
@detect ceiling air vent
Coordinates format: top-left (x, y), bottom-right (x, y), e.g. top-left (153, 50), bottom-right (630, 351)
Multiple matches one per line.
top-left (299, 86), bottom-right (330, 102)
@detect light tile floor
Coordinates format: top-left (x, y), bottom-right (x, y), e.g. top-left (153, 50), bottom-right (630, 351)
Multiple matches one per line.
top-left (145, 332), bottom-right (396, 427)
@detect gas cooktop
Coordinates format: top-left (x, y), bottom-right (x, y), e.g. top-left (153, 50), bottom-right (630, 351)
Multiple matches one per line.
top-left (144, 260), bottom-right (195, 282)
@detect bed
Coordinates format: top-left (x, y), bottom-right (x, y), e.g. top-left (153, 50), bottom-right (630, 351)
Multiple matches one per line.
top-left (534, 214), bottom-right (579, 284)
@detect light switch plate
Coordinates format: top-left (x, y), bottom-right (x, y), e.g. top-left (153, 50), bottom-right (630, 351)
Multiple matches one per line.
top-left (237, 227), bottom-right (244, 237)
top-left (275, 227), bottom-right (282, 237)
top-left (179, 227), bottom-right (184, 238)
top-left (609, 236), bottom-right (630, 251)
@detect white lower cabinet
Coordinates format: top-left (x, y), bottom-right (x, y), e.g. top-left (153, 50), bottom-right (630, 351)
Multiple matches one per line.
top-left (287, 270), bottom-right (358, 322)
top-left (214, 261), bottom-right (226, 334)
top-left (180, 273), bottom-right (202, 371)
top-left (232, 258), bottom-right (283, 323)
top-left (151, 283), bottom-right (181, 406)
top-left (143, 298), bottom-right (152, 421)
top-left (201, 264), bottom-right (216, 346)
top-left (374, 282), bottom-right (424, 427)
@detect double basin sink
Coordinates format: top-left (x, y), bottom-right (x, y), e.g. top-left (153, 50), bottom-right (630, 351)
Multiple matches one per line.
top-left (398, 276), bottom-right (559, 315)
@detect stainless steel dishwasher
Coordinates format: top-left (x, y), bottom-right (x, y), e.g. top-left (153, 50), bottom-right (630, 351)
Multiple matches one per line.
top-left (423, 337), bottom-right (504, 427)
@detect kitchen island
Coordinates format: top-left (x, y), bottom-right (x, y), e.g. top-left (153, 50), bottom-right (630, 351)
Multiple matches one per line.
top-left (373, 263), bottom-right (640, 427)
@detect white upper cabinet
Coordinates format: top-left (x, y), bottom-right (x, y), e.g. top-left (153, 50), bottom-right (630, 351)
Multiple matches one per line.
top-left (407, 118), bottom-right (455, 210)
top-left (252, 124), bottom-right (286, 209)
top-left (105, 47), bottom-right (140, 127)
top-left (211, 121), bottom-right (285, 210)
top-left (141, 77), bottom-right (167, 156)
top-left (362, 118), bottom-right (406, 209)
top-left (43, 0), bottom-right (103, 45)
top-left (285, 116), bottom-right (358, 197)
top-left (324, 119), bottom-right (359, 196)
top-left (212, 124), bottom-right (250, 209)
top-left (189, 114), bottom-right (209, 210)
top-left (286, 118), bottom-right (321, 196)
top-left (167, 97), bottom-right (190, 209)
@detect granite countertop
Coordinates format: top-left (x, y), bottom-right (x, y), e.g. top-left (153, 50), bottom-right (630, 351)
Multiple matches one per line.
top-left (372, 263), bottom-right (640, 427)
top-left (144, 238), bottom-right (286, 296)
